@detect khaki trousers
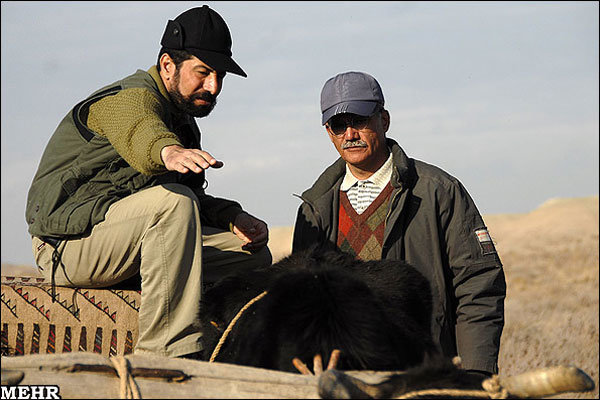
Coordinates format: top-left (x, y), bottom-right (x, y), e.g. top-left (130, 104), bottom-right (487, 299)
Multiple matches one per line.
top-left (32, 184), bottom-right (272, 357)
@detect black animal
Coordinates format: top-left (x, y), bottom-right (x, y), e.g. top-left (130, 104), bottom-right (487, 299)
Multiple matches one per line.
top-left (200, 246), bottom-right (438, 373)
top-left (199, 246), bottom-right (597, 398)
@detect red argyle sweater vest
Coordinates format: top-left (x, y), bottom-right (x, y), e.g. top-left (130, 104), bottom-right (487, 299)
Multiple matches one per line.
top-left (337, 182), bottom-right (394, 260)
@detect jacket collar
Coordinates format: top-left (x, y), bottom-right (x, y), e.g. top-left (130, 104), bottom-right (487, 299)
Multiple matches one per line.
top-left (388, 138), bottom-right (414, 190)
top-left (301, 137), bottom-right (414, 203)
top-left (147, 65), bottom-right (170, 101)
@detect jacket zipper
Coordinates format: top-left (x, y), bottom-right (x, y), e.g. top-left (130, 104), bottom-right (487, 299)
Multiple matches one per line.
top-left (382, 181), bottom-right (404, 256)
top-left (384, 187), bottom-right (403, 225)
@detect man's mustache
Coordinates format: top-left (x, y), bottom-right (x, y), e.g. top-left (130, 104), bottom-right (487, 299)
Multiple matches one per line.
top-left (342, 140), bottom-right (368, 149)
top-left (190, 91), bottom-right (217, 104)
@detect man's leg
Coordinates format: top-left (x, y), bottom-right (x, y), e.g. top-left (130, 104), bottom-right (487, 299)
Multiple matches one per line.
top-left (201, 226), bottom-right (273, 286)
top-left (32, 184), bottom-right (203, 357)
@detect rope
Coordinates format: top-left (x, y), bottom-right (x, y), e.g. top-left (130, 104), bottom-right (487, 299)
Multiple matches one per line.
top-left (395, 375), bottom-right (508, 399)
top-left (110, 356), bottom-right (141, 399)
top-left (396, 388), bottom-right (491, 399)
top-left (49, 240), bottom-right (64, 303)
top-left (481, 375), bottom-right (509, 399)
top-left (209, 290), bottom-right (268, 363)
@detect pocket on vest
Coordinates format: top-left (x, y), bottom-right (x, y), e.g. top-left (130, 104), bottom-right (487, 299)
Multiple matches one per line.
top-left (107, 158), bottom-right (153, 192)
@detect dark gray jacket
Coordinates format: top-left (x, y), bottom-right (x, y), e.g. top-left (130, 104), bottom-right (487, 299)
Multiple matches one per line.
top-left (293, 138), bottom-right (506, 374)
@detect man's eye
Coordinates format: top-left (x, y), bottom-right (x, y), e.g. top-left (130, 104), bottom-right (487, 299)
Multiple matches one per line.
top-left (330, 121), bottom-right (347, 130)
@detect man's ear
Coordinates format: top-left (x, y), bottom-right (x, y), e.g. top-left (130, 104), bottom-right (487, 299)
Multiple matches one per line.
top-left (381, 109), bottom-right (390, 133)
top-left (159, 53), bottom-right (175, 80)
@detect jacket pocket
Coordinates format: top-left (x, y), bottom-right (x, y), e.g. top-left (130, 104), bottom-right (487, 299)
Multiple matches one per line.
top-left (61, 167), bottom-right (81, 196)
top-left (107, 158), bottom-right (154, 192)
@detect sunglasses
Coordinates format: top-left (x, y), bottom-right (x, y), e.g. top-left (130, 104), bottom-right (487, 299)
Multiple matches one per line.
top-left (325, 109), bottom-right (381, 136)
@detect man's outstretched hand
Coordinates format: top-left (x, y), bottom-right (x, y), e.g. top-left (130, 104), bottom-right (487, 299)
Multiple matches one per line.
top-left (161, 145), bottom-right (224, 174)
top-left (161, 145), bottom-right (268, 252)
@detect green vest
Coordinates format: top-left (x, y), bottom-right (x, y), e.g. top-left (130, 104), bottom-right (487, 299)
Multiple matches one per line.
top-left (26, 69), bottom-right (202, 239)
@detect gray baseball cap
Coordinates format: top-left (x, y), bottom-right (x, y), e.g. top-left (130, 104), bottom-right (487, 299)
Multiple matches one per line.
top-left (320, 71), bottom-right (385, 125)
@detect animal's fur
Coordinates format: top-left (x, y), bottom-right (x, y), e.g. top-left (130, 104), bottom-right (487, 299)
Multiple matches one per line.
top-left (200, 246), bottom-right (438, 372)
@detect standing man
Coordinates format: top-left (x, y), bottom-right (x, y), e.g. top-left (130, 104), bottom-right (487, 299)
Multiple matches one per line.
top-left (293, 71), bottom-right (506, 377)
top-left (26, 5), bottom-right (272, 359)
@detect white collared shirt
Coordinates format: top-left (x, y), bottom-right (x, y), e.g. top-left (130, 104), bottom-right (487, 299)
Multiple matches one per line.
top-left (340, 152), bottom-right (393, 214)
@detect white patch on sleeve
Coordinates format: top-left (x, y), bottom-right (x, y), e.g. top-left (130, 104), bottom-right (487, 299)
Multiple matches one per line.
top-left (475, 228), bottom-right (496, 255)
top-left (475, 229), bottom-right (492, 243)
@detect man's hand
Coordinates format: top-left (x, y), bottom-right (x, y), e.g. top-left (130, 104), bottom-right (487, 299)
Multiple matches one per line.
top-left (161, 145), bottom-right (224, 174)
top-left (232, 212), bottom-right (269, 252)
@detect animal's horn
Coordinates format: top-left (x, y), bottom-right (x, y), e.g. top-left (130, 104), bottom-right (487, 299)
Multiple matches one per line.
top-left (499, 365), bottom-right (595, 398)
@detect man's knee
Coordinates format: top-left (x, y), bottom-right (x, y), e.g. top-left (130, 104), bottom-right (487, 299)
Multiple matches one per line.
top-left (154, 184), bottom-right (200, 217)
top-left (160, 183), bottom-right (199, 203)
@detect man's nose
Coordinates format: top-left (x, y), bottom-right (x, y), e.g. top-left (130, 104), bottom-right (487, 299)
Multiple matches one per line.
top-left (203, 73), bottom-right (220, 95)
top-left (343, 125), bottom-right (360, 139)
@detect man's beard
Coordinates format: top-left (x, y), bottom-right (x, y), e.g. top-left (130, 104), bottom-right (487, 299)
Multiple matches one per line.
top-left (168, 71), bottom-right (217, 118)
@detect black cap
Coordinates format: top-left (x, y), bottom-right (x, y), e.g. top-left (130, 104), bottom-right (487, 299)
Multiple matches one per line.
top-left (160, 5), bottom-right (247, 77)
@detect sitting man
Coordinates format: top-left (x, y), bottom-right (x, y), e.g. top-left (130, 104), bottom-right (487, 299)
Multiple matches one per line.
top-left (25, 6), bottom-right (271, 359)
top-left (292, 71), bottom-right (506, 377)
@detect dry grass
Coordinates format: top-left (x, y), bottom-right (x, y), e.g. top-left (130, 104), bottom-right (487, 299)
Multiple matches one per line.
top-left (3, 196), bottom-right (598, 398)
top-left (485, 196), bottom-right (599, 398)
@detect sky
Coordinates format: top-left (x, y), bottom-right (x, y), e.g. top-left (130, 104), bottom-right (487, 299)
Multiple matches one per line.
top-left (1, 1), bottom-right (598, 266)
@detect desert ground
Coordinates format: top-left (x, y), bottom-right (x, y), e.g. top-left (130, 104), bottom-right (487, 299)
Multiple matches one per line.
top-left (2, 196), bottom-right (598, 398)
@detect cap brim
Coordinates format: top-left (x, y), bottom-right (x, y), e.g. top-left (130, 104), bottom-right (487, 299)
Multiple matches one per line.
top-left (321, 101), bottom-right (379, 125)
top-left (188, 48), bottom-right (247, 77)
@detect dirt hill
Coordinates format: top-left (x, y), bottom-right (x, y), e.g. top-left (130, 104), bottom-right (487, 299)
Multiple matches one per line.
top-left (2, 196), bottom-right (598, 397)
top-left (484, 197), bottom-right (598, 399)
